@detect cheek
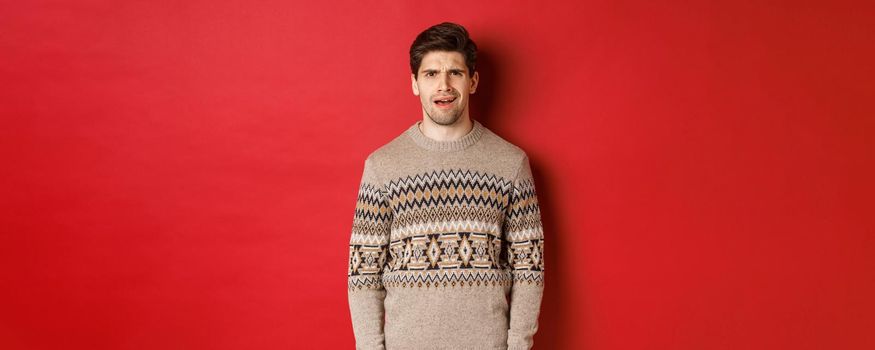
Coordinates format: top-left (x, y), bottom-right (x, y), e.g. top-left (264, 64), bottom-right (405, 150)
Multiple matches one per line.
top-left (420, 84), bottom-right (431, 93)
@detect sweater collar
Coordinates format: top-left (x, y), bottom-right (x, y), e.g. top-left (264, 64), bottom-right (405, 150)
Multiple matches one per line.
top-left (406, 119), bottom-right (485, 152)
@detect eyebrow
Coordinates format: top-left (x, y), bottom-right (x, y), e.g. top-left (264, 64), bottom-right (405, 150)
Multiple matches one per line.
top-left (421, 68), bottom-right (467, 75)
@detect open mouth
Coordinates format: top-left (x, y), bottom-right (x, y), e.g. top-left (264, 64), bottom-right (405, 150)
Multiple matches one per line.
top-left (433, 96), bottom-right (456, 107)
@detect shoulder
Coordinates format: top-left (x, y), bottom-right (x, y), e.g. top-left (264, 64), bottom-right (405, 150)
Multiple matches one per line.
top-left (480, 125), bottom-right (529, 164)
top-left (364, 131), bottom-right (408, 166)
top-left (476, 125), bottom-right (537, 185)
top-left (358, 127), bottom-right (412, 185)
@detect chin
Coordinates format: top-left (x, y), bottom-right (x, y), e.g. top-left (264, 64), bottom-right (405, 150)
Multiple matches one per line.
top-left (429, 113), bottom-right (461, 126)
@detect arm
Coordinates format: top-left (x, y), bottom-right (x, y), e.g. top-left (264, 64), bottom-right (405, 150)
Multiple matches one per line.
top-left (347, 156), bottom-right (392, 350)
top-left (504, 155), bottom-right (545, 350)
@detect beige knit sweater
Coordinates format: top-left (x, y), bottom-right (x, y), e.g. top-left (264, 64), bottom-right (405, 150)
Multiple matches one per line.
top-left (347, 120), bottom-right (545, 350)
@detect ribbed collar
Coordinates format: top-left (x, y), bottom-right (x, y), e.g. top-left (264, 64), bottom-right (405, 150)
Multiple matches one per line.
top-left (406, 119), bottom-right (485, 152)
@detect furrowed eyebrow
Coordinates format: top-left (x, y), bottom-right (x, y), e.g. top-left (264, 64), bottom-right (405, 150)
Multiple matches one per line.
top-left (420, 68), bottom-right (467, 75)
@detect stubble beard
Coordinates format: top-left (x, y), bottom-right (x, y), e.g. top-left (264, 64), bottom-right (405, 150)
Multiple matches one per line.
top-left (424, 101), bottom-right (464, 126)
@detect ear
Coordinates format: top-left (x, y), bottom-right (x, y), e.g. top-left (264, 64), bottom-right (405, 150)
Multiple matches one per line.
top-left (411, 73), bottom-right (420, 96)
top-left (470, 71), bottom-right (479, 94)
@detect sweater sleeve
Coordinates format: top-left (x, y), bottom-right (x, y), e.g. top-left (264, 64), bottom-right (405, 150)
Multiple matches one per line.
top-left (504, 155), bottom-right (545, 350)
top-left (347, 156), bottom-right (393, 350)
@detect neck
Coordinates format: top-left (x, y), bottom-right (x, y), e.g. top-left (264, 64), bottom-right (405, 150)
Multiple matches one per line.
top-left (408, 118), bottom-right (484, 152)
top-left (419, 115), bottom-right (473, 142)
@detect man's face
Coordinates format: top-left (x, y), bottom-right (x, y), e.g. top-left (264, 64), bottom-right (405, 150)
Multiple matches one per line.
top-left (412, 51), bottom-right (479, 126)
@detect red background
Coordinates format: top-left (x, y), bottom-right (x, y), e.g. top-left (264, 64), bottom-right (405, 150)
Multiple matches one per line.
top-left (2, 0), bottom-right (873, 349)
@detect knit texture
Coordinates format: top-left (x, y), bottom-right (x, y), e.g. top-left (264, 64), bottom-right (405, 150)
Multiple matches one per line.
top-left (347, 120), bottom-right (545, 350)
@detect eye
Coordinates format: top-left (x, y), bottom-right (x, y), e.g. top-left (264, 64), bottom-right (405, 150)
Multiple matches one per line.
top-left (425, 72), bottom-right (435, 77)
top-left (452, 71), bottom-right (462, 76)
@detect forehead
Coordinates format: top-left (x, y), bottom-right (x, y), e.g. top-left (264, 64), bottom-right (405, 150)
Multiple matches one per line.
top-left (419, 51), bottom-right (467, 71)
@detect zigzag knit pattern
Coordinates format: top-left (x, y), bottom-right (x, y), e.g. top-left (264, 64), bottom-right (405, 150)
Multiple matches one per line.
top-left (348, 168), bottom-right (544, 291)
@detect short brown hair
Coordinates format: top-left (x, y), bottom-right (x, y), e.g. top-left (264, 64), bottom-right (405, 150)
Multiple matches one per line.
top-left (409, 22), bottom-right (478, 79)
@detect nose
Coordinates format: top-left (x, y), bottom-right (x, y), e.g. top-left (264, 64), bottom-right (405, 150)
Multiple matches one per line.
top-left (437, 72), bottom-right (453, 92)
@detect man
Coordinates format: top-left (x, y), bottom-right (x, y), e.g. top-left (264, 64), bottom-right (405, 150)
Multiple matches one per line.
top-left (347, 22), bottom-right (545, 350)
